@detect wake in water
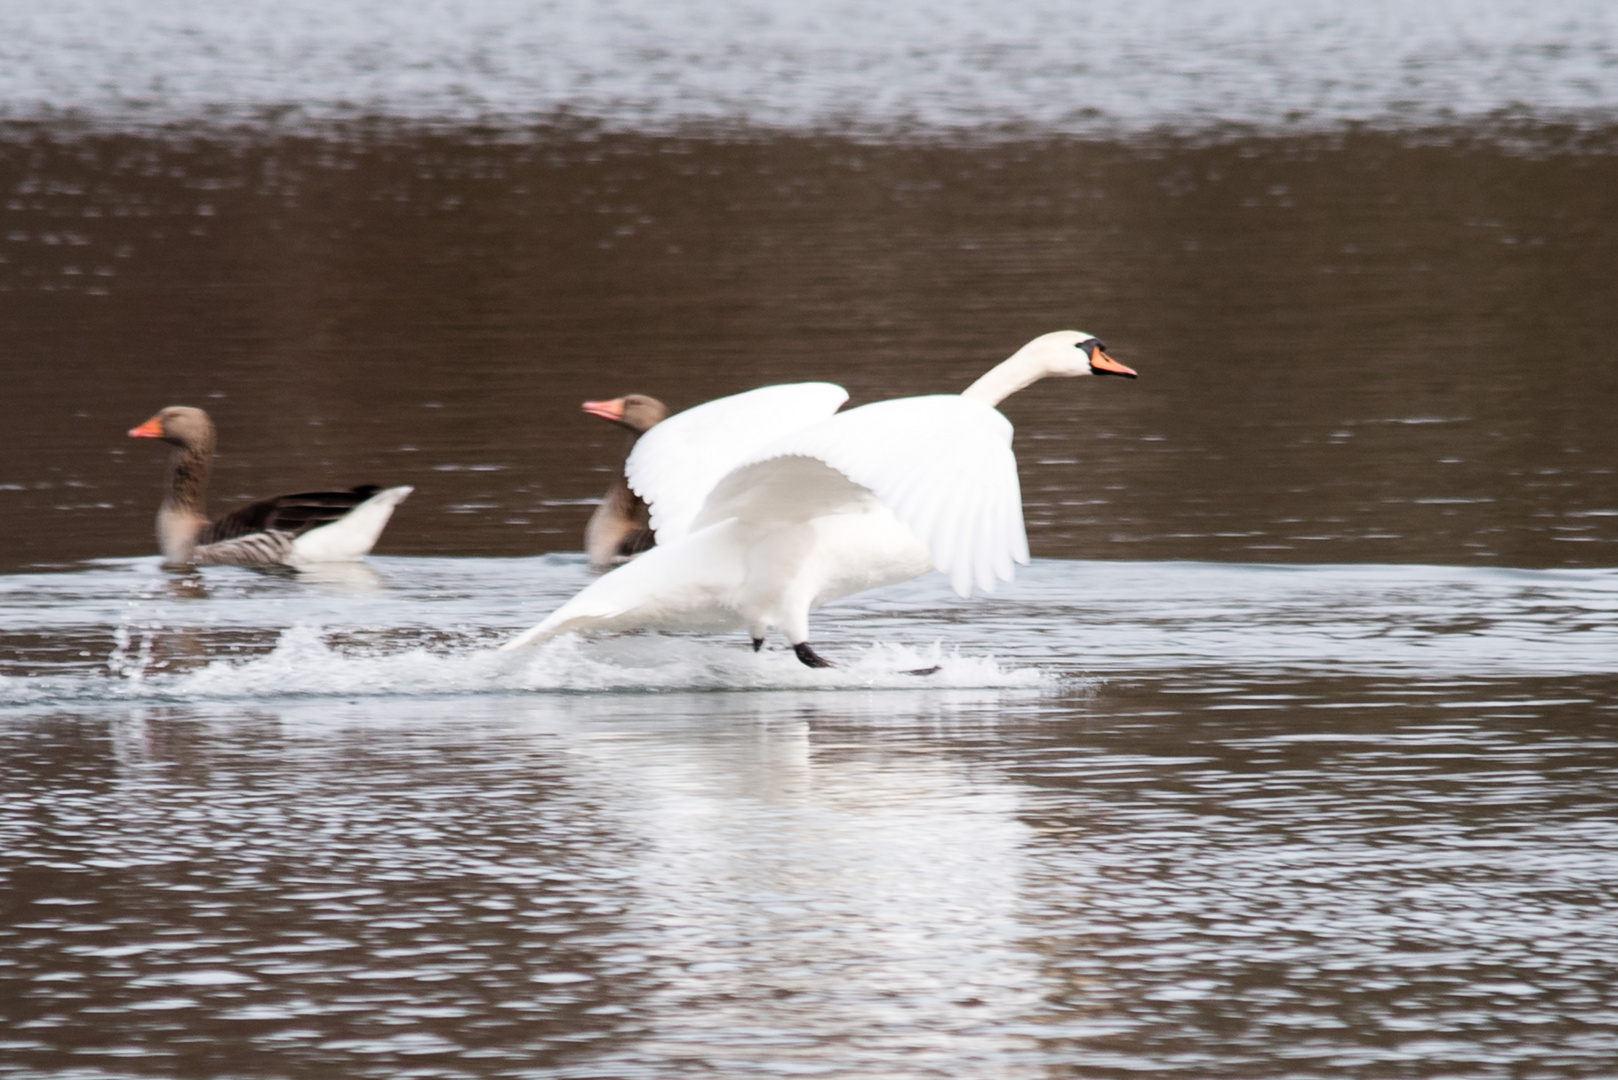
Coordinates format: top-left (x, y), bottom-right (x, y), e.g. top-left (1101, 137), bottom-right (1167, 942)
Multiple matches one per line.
top-left (4, 555), bottom-right (1616, 710)
top-left (186, 626), bottom-right (1053, 696)
top-left (2, 623), bottom-right (1053, 706)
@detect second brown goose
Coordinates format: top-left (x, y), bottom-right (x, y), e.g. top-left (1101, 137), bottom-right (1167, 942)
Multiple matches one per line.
top-left (581, 394), bottom-right (668, 567)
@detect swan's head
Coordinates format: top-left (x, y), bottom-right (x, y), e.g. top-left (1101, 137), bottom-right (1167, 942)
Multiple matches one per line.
top-left (1020, 330), bottom-right (1137, 379)
top-left (962, 330), bottom-right (1137, 406)
top-left (582, 394), bottom-right (670, 433)
top-left (128, 405), bottom-right (216, 450)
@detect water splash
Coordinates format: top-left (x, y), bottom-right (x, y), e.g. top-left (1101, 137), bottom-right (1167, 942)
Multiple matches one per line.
top-left (182, 626), bottom-right (1051, 697)
top-left (0, 624), bottom-right (1052, 705)
top-left (3, 556), bottom-right (1614, 709)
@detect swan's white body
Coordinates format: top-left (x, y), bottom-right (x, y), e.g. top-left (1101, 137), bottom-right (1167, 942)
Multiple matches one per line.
top-left (503, 331), bottom-right (1132, 655)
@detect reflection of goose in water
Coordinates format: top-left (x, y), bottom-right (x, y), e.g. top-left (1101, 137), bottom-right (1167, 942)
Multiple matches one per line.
top-left (504, 331), bottom-right (1137, 665)
top-left (129, 406), bottom-right (411, 568)
top-left (292, 561), bottom-right (390, 593)
top-left (581, 394), bottom-right (669, 568)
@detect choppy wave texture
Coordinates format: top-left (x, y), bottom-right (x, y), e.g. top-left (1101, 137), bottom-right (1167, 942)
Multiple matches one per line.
top-left (0, 556), bottom-right (1055, 705)
top-left (1, 555), bottom-right (1615, 708)
top-left (4, 1), bottom-right (1617, 137)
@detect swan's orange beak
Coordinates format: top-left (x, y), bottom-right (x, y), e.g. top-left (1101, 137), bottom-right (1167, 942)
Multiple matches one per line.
top-left (128, 416), bottom-right (166, 439)
top-left (582, 398), bottom-right (627, 422)
top-left (1090, 350), bottom-right (1137, 378)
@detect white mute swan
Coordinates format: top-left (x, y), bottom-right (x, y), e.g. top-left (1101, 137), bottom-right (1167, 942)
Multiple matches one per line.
top-left (581, 394), bottom-right (669, 567)
top-left (502, 331), bottom-right (1136, 665)
top-left (129, 406), bottom-right (412, 567)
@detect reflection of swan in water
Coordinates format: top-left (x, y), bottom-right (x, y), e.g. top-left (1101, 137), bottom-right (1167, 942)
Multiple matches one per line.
top-left (541, 693), bottom-right (1051, 1056)
top-left (96, 691), bottom-right (1060, 1068)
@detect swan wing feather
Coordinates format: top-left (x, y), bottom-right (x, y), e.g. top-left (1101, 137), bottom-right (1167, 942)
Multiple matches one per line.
top-left (625, 382), bottom-right (848, 542)
top-left (698, 395), bottom-right (1028, 597)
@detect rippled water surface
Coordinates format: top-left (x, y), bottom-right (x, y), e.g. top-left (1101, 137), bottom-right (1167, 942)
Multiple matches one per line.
top-left (6, 3), bottom-right (1618, 1076)
top-left (6, 0), bottom-right (1618, 133)
top-left (5, 129), bottom-right (1617, 572)
top-left (3, 558), bottom-right (1618, 1077)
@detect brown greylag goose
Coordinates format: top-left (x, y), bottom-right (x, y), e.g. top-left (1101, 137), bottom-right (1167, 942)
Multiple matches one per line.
top-left (129, 405), bottom-right (412, 567)
top-left (581, 394), bottom-right (668, 567)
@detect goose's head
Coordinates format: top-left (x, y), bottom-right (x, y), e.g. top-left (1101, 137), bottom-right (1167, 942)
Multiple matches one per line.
top-left (1018, 330), bottom-right (1137, 379)
top-left (128, 405), bottom-right (216, 451)
top-left (963, 330), bottom-right (1137, 406)
top-left (582, 394), bottom-right (669, 434)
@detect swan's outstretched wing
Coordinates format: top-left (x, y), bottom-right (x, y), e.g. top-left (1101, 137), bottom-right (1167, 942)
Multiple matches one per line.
top-left (694, 395), bottom-right (1028, 597)
top-left (625, 382), bottom-right (849, 542)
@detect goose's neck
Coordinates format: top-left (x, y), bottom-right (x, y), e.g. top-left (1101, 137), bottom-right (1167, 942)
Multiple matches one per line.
top-left (163, 442), bottom-right (211, 514)
top-left (961, 352), bottom-right (1043, 407)
top-left (157, 442), bottom-right (211, 562)
top-left (619, 428), bottom-right (644, 464)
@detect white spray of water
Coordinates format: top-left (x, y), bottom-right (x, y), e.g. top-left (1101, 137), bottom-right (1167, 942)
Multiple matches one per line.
top-left (147, 625), bottom-right (1056, 699)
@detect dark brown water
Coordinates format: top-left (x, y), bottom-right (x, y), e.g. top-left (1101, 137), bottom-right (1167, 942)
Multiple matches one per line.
top-left (4, 127), bottom-right (1617, 572)
top-left (4, 124), bottom-right (1618, 1080)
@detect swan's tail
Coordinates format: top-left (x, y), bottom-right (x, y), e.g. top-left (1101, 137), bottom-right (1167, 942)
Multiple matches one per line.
top-left (500, 580), bottom-right (644, 651)
top-left (500, 521), bottom-right (748, 650)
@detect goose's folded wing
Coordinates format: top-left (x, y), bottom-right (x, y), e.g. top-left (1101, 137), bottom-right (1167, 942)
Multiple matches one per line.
top-left (696, 395), bottom-right (1029, 597)
top-left (194, 531), bottom-right (298, 566)
top-left (201, 486), bottom-right (385, 544)
top-left (625, 382), bottom-right (848, 542)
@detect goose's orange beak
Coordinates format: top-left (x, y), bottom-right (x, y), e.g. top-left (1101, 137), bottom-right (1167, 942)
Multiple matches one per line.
top-left (128, 416), bottom-right (165, 438)
top-left (582, 398), bottom-right (627, 422)
top-left (1090, 350), bottom-right (1137, 378)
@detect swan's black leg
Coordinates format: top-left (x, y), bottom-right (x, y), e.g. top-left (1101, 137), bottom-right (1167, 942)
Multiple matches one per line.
top-left (905, 665), bottom-right (942, 676)
top-left (793, 642), bottom-right (834, 668)
top-left (752, 637), bottom-right (765, 653)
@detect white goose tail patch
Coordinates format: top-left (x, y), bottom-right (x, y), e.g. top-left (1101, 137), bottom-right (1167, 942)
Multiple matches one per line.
top-left (290, 486), bottom-right (412, 564)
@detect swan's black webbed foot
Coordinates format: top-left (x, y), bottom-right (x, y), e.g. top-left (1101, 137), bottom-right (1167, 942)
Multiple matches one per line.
top-left (793, 642), bottom-right (835, 668)
top-left (752, 637), bottom-right (765, 652)
top-left (905, 665), bottom-right (942, 676)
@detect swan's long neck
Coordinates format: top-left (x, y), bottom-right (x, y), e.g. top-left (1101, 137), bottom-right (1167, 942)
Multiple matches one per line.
top-left (961, 351), bottom-right (1044, 407)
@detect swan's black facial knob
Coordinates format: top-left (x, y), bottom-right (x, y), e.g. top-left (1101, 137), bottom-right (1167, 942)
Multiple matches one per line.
top-left (1078, 338), bottom-right (1138, 378)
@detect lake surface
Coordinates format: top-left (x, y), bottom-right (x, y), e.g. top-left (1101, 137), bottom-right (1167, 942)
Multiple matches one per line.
top-left (3, 556), bottom-right (1618, 1078)
top-left (6, 0), bottom-right (1618, 133)
top-left (4, 2), bottom-right (1618, 1077)
top-left (5, 130), bottom-right (1617, 573)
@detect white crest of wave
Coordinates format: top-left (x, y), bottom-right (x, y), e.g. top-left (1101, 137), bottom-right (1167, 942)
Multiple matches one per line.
top-left (164, 625), bottom-right (1052, 698)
